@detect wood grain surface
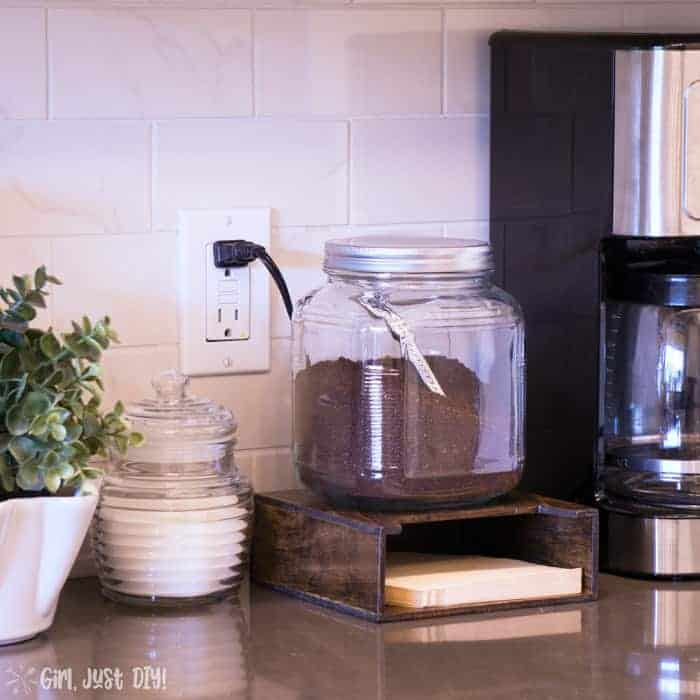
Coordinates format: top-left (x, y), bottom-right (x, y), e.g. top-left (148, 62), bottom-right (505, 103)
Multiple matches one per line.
top-left (252, 490), bottom-right (599, 622)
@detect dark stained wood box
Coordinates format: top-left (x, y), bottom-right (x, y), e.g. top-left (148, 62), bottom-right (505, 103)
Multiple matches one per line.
top-left (252, 490), bottom-right (599, 622)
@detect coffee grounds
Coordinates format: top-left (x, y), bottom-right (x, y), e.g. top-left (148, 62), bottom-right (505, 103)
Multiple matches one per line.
top-left (294, 355), bottom-right (520, 510)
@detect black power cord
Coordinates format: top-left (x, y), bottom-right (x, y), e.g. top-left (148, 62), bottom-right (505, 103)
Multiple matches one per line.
top-left (212, 240), bottom-right (293, 320)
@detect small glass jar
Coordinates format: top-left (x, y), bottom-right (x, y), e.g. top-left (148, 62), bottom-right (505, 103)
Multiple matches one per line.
top-left (293, 235), bottom-right (526, 511)
top-left (94, 370), bottom-right (252, 607)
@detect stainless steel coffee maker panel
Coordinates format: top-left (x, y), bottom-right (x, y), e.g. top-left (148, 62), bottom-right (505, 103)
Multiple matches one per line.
top-left (613, 49), bottom-right (700, 237)
top-left (604, 510), bottom-right (700, 576)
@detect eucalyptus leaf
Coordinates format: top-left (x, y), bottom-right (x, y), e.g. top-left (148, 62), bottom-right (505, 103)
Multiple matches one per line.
top-left (41, 450), bottom-right (60, 469)
top-left (18, 348), bottom-right (40, 372)
top-left (34, 266), bottom-right (47, 290)
top-left (29, 415), bottom-right (49, 439)
top-left (15, 303), bottom-right (36, 321)
top-left (9, 436), bottom-right (38, 464)
top-left (50, 408), bottom-right (71, 424)
top-left (39, 333), bottom-right (61, 360)
top-left (44, 468), bottom-right (61, 494)
top-left (82, 337), bottom-right (103, 362)
top-left (65, 423), bottom-right (82, 442)
top-left (50, 424), bottom-right (67, 442)
top-left (22, 391), bottom-right (51, 419)
top-left (6, 405), bottom-right (31, 436)
top-left (129, 432), bottom-right (145, 448)
top-left (25, 290), bottom-right (46, 308)
top-left (58, 463), bottom-right (75, 480)
top-left (83, 412), bottom-right (100, 438)
top-left (12, 275), bottom-right (27, 296)
top-left (63, 335), bottom-right (86, 357)
top-left (17, 464), bottom-right (41, 491)
top-left (114, 434), bottom-right (129, 454)
top-left (0, 350), bottom-right (20, 378)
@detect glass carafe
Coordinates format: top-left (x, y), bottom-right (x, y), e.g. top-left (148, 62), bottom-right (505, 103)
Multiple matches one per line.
top-left (599, 242), bottom-right (700, 509)
top-left (94, 370), bottom-right (252, 607)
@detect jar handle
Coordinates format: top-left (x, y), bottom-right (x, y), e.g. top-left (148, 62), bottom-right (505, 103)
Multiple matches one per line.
top-left (152, 370), bottom-right (189, 403)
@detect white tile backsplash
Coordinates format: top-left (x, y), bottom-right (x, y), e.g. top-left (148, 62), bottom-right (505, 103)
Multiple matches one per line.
top-left (445, 7), bottom-right (625, 115)
top-left (0, 9), bottom-right (46, 119)
top-left (0, 121), bottom-right (150, 236)
top-left (249, 448), bottom-right (299, 492)
top-left (190, 338), bottom-right (292, 450)
top-left (0, 1), bottom-right (693, 491)
top-left (444, 220), bottom-right (490, 241)
top-left (51, 232), bottom-right (178, 347)
top-left (153, 119), bottom-right (348, 229)
top-left (100, 344), bottom-right (180, 411)
top-left (255, 10), bottom-right (441, 116)
top-left (350, 116), bottom-right (489, 225)
top-left (623, 5), bottom-right (700, 31)
top-left (50, 9), bottom-right (253, 118)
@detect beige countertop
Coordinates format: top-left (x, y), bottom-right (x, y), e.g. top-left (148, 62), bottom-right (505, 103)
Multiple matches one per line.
top-left (1, 574), bottom-right (698, 699)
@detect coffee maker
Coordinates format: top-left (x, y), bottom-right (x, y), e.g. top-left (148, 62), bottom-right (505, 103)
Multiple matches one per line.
top-left (490, 31), bottom-right (700, 576)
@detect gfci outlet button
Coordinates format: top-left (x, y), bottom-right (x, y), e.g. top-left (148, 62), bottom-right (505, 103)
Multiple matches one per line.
top-left (177, 208), bottom-right (271, 377)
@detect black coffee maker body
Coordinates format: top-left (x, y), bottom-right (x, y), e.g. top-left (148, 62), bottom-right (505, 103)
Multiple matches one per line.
top-left (490, 31), bottom-right (700, 576)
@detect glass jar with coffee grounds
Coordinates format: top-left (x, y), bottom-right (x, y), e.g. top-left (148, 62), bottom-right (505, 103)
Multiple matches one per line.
top-left (293, 235), bottom-right (525, 511)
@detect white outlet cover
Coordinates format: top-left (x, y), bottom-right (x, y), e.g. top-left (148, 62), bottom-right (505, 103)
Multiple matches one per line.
top-left (177, 208), bottom-right (271, 376)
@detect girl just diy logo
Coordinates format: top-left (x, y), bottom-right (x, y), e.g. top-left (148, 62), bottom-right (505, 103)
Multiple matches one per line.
top-left (3, 663), bottom-right (168, 694)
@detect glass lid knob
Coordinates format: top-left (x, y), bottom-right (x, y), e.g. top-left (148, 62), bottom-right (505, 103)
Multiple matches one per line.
top-left (152, 370), bottom-right (189, 403)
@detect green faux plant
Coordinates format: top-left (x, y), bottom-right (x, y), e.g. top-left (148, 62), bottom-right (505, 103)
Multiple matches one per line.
top-left (0, 267), bottom-right (143, 499)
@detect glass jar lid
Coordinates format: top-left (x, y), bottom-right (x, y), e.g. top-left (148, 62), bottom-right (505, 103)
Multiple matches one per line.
top-left (125, 370), bottom-right (237, 464)
top-left (324, 235), bottom-right (494, 275)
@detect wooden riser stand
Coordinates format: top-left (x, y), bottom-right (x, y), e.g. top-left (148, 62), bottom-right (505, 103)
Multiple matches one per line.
top-left (252, 490), bottom-right (599, 622)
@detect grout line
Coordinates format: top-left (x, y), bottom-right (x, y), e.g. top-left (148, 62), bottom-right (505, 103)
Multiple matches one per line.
top-left (250, 10), bottom-right (257, 116)
top-left (237, 446), bottom-right (292, 455)
top-left (346, 121), bottom-right (352, 225)
top-left (1, 2), bottom-right (659, 10)
top-left (441, 7), bottom-right (447, 115)
top-left (0, 113), bottom-right (488, 123)
top-left (44, 8), bottom-right (50, 119)
top-left (0, 232), bottom-right (158, 239)
top-left (0, 221), bottom-right (489, 240)
top-left (0, 2), bottom-right (686, 8)
top-left (105, 342), bottom-right (180, 353)
top-left (149, 121), bottom-right (155, 233)
top-left (47, 237), bottom-right (55, 327)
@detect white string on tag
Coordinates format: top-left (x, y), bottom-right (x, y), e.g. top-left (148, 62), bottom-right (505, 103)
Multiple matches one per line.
top-left (357, 293), bottom-right (446, 397)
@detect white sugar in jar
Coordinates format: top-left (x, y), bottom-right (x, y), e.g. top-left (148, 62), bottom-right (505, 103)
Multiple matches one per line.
top-left (94, 371), bottom-right (252, 607)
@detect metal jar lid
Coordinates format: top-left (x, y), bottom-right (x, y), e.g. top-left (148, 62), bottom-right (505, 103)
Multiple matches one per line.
top-left (323, 235), bottom-right (494, 275)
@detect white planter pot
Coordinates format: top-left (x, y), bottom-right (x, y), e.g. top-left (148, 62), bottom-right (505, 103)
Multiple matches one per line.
top-left (0, 495), bottom-right (97, 646)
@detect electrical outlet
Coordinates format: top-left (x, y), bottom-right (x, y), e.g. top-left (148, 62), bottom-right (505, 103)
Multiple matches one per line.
top-left (205, 244), bottom-right (251, 342)
top-left (178, 209), bottom-right (271, 376)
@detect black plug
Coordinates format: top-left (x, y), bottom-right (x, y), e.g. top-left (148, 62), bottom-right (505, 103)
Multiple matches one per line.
top-left (213, 240), bottom-right (264, 268)
top-left (212, 239), bottom-right (294, 320)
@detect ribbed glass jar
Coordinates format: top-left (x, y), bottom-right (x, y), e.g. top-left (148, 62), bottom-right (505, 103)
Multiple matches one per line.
top-left (293, 235), bottom-right (526, 511)
top-left (94, 371), bottom-right (252, 607)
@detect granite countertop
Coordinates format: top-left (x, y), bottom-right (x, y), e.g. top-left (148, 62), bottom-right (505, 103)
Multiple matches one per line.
top-left (1, 574), bottom-right (698, 699)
